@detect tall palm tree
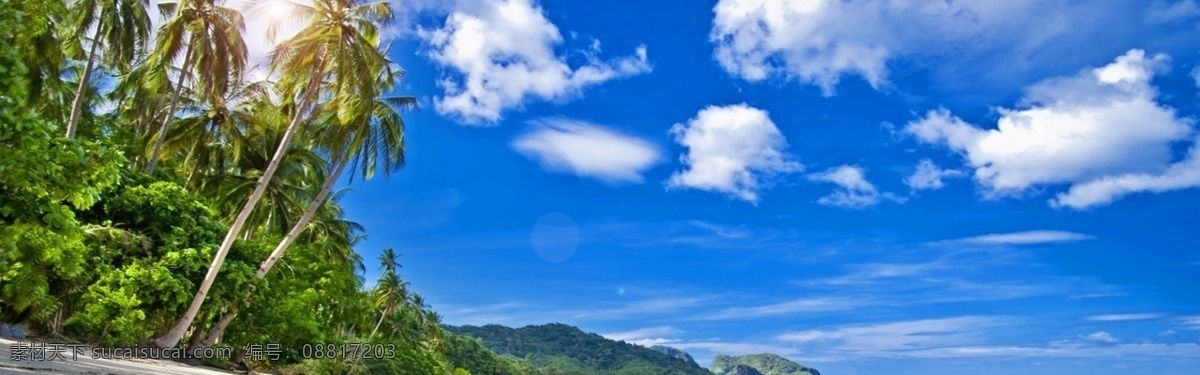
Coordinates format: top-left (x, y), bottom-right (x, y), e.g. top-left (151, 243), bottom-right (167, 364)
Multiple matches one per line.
top-left (368, 248), bottom-right (407, 341)
top-left (144, 0), bottom-right (248, 172)
top-left (154, 0), bottom-right (395, 349)
top-left (256, 62), bottom-right (412, 281)
top-left (63, 0), bottom-right (153, 138)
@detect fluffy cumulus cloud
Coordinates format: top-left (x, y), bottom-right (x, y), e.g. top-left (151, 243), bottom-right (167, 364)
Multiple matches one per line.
top-left (666, 104), bottom-right (802, 203)
top-left (424, 0), bottom-right (651, 124)
top-left (709, 0), bottom-right (1100, 95)
top-left (906, 159), bottom-right (964, 191)
top-left (808, 165), bottom-right (904, 209)
top-left (903, 49), bottom-right (1199, 209)
top-left (511, 119), bottom-right (662, 184)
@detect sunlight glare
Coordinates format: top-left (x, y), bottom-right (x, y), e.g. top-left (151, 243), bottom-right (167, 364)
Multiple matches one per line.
top-left (262, 0), bottom-right (291, 24)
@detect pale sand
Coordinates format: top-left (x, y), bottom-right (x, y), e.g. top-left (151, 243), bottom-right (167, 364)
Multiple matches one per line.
top-left (0, 338), bottom-right (238, 375)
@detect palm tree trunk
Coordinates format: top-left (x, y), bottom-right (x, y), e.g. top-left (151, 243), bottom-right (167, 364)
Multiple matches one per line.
top-left (185, 309), bottom-right (209, 347)
top-left (146, 43), bottom-right (195, 173)
top-left (153, 76), bottom-right (323, 349)
top-left (199, 305), bottom-right (238, 348)
top-left (185, 158), bottom-right (349, 345)
top-left (258, 157), bottom-right (348, 277)
top-left (368, 308), bottom-right (389, 342)
top-left (65, 21), bottom-right (104, 139)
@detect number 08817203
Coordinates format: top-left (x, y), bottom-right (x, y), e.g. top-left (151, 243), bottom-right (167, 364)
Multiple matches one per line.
top-left (299, 343), bottom-right (396, 359)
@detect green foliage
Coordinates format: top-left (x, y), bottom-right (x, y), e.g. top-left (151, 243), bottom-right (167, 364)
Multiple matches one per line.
top-left (0, 32), bottom-right (123, 319)
top-left (443, 333), bottom-right (533, 375)
top-left (446, 324), bottom-right (711, 375)
top-left (0, 2), bottom-right (480, 375)
top-left (68, 266), bottom-right (147, 345)
top-left (710, 354), bottom-right (820, 375)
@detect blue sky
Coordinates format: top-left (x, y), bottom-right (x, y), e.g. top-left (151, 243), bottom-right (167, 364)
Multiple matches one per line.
top-left (264, 0), bottom-right (1200, 373)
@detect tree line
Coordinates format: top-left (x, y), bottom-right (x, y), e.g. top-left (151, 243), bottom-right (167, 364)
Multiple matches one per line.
top-left (0, 0), bottom-right (492, 373)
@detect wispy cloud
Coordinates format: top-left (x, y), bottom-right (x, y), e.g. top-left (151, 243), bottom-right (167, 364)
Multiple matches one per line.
top-left (1069, 291), bottom-right (1129, 299)
top-left (778, 316), bottom-right (1003, 352)
top-left (439, 301), bottom-right (530, 326)
top-left (601, 326), bottom-right (683, 347)
top-left (1178, 315), bottom-right (1200, 330)
top-left (512, 118), bottom-right (663, 184)
top-left (939, 230), bottom-right (1095, 245)
top-left (700, 297), bottom-right (866, 320)
top-left (689, 221), bottom-right (751, 239)
top-left (774, 317), bottom-right (1200, 360)
top-left (1086, 313), bottom-right (1165, 322)
top-left (892, 342), bottom-right (1200, 359)
top-left (573, 295), bottom-right (721, 319)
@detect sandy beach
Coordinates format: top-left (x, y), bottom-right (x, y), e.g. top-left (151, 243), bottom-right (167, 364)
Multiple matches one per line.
top-left (0, 338), bottom-right (236, 375)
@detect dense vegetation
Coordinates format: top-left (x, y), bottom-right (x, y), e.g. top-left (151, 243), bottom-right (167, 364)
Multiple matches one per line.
top-left (709, 354), bottom-right (820, 375)
top-left (0, 0), bottom-right (460, 373)
top-left (447, 324), bottom-right (712, 375)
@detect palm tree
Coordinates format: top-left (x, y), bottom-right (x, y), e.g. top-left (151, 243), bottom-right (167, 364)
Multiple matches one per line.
top-left (14, 1), bottom-right (70, 119)
top-left (368, 248), bottom-right (407, 341)
top-left (256, 62), bottom-right (412, 281)
top-left (63, 0), bottom-right (153, 138)
top-left (154, 0), bottom-right (395, 349)
top-left (144, 0), bottom-right (248, 172)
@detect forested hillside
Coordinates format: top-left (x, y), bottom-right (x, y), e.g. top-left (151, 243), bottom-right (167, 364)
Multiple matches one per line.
top-left (447, 324), bottom-right (712, 375)
top-left (710, 354), bottom-right (821, 375)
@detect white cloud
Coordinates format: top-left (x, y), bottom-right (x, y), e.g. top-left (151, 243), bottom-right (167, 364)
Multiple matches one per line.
top-left (943, 230), bottom-right (1094, 246)
top-left (574, 295), bottom-right (718, 319)
top-left (666, 104), bottom-right (803, 203)
top-left (896, 342), bottom-right (1200, 359)
top-left (1178, 315), bottom-right (1200, 330)
top-left (511, 118), bottom-right (662, 184)
top-left (1192, 65), bottom-right (1200, 88)
top-left (904, 49), bottom-right (1198, 209)
top-left (1146, 0), bottom-right (1200, 23)
top-left (906, 159), bottom-right (964, 191)
top-left (1051, 140), bottom-right (1200, 208)
top-left (689, 221), bottom-right (750, 239)
top-left (808, 165), bottom-right (904, 209)
top-left (602, 326), bottom-right (682, 347)
top-left (423, 0), bottom-right (650, 124)
top-left (1083, 331), bottom-right (1119, 343)
top-left (773, 317), bottom-right (1200, 360)
top-left (1087, 313), bottom-right (1164, 322)
top-left (709, 0), bottom-right (1125, 95)
top-left (778, 317), bottom-right (1001, 352)
top-left (702, 297), bottom-right (864, 320)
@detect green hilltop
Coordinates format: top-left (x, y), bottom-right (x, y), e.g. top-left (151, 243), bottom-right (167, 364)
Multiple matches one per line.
top-left (710, 353), bottom-right (821, 375)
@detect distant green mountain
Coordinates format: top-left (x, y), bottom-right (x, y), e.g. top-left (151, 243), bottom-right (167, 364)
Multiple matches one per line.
top-left (710, 354), bottom-right (820, 375)
top-left (446, 323), bottom-right (711, 375)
